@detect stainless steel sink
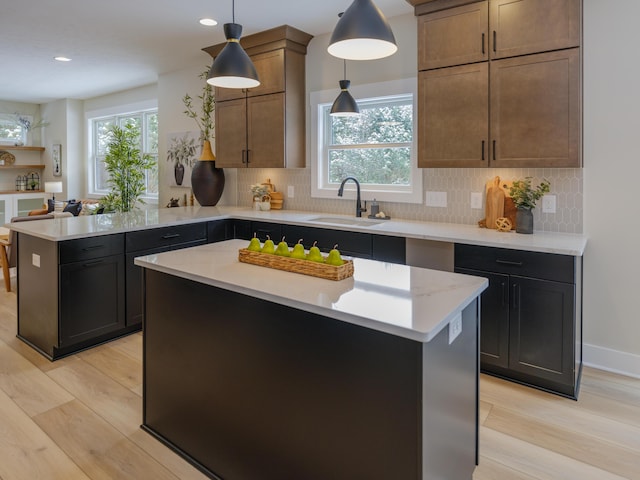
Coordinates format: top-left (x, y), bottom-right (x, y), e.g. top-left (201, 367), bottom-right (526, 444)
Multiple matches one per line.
top-left (309, 216), bottom-right (383, 227)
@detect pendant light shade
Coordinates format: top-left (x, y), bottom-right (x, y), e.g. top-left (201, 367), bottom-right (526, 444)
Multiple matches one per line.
top-left (328, 0), bottom-right (397, 61)
top-left (330, 60), bottom-right (360, 117)
top-left (206, 2), bottom-right (260, 89)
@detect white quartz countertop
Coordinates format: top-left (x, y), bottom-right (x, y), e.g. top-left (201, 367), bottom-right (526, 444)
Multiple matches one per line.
top-left (7, 206), bottom-right (587, 256)
top-left (134, 239), bottom-right (488, 342)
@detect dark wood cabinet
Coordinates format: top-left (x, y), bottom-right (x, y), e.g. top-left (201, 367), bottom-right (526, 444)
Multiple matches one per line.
top-left (207, 219), bottom-right (231, 243)
top-left (59, 253), bottom-right (125, 348)
top-left (414, 0), bottom-right (582, 168)
top-left (454, 244), bottom-right (581, 398)
top-left (208, 26), bottom-right (311, 169)
top-left (125, 223), bottom-right (207, 327)
top-left (17, 233), bottom-right (127, 359)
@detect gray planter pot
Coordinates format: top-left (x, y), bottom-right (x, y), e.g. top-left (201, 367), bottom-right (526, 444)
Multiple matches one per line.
top-left (515, 208), bottom-right (534, 234)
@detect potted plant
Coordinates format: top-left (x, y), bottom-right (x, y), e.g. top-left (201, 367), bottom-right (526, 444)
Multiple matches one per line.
top-left (182, 68), bottom-right (225, 206)
top-left (166, 133), bottom-right (198, 186)
top-left (101, 123), bottom-right (154, 213)
top-left (509, 177), bottom-right (551, 234)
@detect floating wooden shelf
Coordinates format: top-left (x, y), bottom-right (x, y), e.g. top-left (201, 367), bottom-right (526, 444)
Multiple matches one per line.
top-left (0, 146), bottom-right (45, 152)
top-left (0, 190), bottom-right (44, 194)
top-left (0, 164), bottom-right (45, 169)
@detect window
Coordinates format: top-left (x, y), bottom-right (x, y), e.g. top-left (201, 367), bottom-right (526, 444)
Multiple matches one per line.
top-left (0, 114), bottom-right (28, 145)
top-left (310, 78), bottom-right (422, 204)
top-left (89, 108), bottom-right (158, 199)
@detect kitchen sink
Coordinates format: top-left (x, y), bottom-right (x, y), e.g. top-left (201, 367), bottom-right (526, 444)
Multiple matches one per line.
top-left (309, 216), bottom-right (383, 227)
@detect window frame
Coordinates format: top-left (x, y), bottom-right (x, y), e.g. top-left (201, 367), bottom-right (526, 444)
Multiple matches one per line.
top-left (310, 78), bottom-right (422, 204)
top-left (0, 113), bottom-right (28, 146)
top-left (86, 101), bottom-right (158, 203)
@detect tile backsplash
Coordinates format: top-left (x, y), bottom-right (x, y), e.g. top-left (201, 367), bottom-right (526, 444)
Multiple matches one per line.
top-left (237, 167), bottom-right (583, 234)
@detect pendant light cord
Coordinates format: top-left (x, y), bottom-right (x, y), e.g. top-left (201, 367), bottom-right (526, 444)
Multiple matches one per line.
top-left (343, 59), bottom-right (347, 81)
top-left (232, 0), bottom-right (235, 23)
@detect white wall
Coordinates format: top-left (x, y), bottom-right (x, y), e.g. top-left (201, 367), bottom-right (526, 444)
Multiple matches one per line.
top-left (583, 0), bottom-right (640, 376)
top-left (157, 65), bottom-right (237, 208)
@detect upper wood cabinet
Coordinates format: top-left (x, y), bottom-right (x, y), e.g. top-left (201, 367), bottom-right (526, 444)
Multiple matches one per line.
top-left (418, 1), bottom-right (488, 70)
top-left (204, 25), bottom-right (312, 168)
top-left (490, 0), bottom-right (581, 60)
top-left (415, 0), bottom-right (581, 69)
top-left (412, 0), bottom-right (582, 168)
top-left (418, 63), bottom-right (488, 168)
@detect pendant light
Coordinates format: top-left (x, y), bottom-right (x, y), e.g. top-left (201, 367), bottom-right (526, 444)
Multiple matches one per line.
top-left (328, 0), bottom-right (397, 61)
top-left (206, 0), bottom-right (260, 89)
top-left (330, 60), bottom-right (360, 117)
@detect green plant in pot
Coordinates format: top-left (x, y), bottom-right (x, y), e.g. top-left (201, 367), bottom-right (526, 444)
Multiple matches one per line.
top-left (509, 177), bottom-right (550, 234)
top-left (182, 68), bottom-right (225, 206)
top-left (101, 123), bottom-right (154, 213)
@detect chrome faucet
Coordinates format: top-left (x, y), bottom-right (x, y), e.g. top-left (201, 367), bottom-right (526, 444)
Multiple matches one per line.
top-left (337, 177), bottom-right (367, 217)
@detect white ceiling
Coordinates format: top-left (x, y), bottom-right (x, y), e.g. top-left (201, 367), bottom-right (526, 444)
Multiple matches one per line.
top-left (0, 0), bottom-right (413, 104)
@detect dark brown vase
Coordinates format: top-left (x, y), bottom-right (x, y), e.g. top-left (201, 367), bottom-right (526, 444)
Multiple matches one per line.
top-left (191, 160), bottom-right (225, 206)
top-left (174, 163), bottom-right (185, 186)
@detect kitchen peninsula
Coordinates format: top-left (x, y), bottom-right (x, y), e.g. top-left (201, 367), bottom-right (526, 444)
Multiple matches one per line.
top-left (8, 206), bottom-right (584, 398)
top-left (135, 239), bottom-right (488, 480)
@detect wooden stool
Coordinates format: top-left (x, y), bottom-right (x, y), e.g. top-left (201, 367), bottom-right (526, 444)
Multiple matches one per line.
top-left (0, 229), bottom-right (10, 292)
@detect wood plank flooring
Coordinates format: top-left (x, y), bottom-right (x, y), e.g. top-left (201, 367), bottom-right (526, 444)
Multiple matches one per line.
top-left (1, 285), bottom-right (639, 479)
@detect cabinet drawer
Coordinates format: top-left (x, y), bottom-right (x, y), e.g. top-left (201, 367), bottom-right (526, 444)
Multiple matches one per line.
top-left (59, 234), bottom-right (125, 264)
top-left (126, 223), bottom-right (207, 252)
top-left (282, 225), bottom-right (372, 257)
top-left (454, 244), bottom-right (575, 284)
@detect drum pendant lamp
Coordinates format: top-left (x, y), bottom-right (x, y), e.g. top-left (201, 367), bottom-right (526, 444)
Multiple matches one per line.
top-left (207, 0), bottom-right (260, 89)
top-left (328, 0), bottom-right (398, 61)
top-left (330, 60), bottom-right (360, 117)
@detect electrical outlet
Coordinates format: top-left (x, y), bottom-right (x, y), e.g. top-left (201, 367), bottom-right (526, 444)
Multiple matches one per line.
top-left (470, 192), bottom-right (483, 209)
top-left (449, 312), bottom-right (462, 344)
top-left (542, 194), bottom-right (556, 213)
top-left (287, 185), bottom-right (294, 198)
top-left (426, 191), bottom-right (447, 207)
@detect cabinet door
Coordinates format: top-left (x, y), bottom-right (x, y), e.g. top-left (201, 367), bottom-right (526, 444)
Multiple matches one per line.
top-left (490, 49), bottom-right (581, 167)
top-left (215, 98), bottom-right (247, 168)
top-left (418, 63), bottom-right (488, 168)
top-left (456, 267), bottom-right (510, 369)
top-left (59, 254), bottom-right (125, 347)
top-left (490, 0), bottom-right (581, 59)
top-left (215, 49), bottom-right (285, 102)
top-left (418, 1), bottom-right (488, 70)
top-left (509, 275), bottom-right (575, 385)
top-left (247, 93), bottom-right (286, 168)
top-left (251, 221), bottom-right (282, 243)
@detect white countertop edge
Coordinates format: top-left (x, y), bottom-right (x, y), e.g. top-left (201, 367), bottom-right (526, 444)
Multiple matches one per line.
top-left (134, 242), bottom-right (488, 343)
top-left (9, 206), bottom-right (587, 256)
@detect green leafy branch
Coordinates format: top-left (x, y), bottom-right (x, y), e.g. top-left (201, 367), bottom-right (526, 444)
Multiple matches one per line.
top-left (509, 177), bottom-right (551, 210)
top-left (182, 68), bottom-right (215, 143)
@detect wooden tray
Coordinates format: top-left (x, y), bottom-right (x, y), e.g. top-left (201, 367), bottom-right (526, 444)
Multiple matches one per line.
top-left (238, 248), bottom-right (354, 281)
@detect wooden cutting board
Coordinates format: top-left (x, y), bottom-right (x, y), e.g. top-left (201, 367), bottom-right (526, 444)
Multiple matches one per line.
top-left (483, 177), bottom-right (516, 229)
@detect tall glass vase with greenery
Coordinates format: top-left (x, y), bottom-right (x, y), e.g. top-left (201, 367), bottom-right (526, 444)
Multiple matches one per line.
top-left (101, 123), bottom-right (154, 213)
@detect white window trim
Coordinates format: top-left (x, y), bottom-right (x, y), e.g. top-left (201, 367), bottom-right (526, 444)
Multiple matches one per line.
top-left (310, 77), bottom-right (422, 204)
top-left (86, 100), bottom-right (158, 204)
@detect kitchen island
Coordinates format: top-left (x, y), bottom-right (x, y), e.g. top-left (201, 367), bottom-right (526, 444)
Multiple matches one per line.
top-left (135, 239), bottom-right (488, 480)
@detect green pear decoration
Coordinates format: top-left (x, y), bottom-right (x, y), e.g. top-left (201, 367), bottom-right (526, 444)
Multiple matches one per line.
top-left (261, 235), bottom-right (276, 254)
top-left (326, 244), bottom-right (344, 266)
top-left (247, 233), bottom-right (261, 252)
top-left (307, 241), bottom-right (324, 263)
top-left (275, 236), bottom-right (290, 257)
top-left (290, 239), bottom-right (306, 259)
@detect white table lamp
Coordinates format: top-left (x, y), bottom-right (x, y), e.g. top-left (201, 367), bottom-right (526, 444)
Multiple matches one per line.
top-left (44, 181), bottom-right (63, 203)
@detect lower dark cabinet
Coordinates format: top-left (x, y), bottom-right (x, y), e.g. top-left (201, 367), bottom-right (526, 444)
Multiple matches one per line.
top-left (59, 254), bottom-right (125, 348)
top-left (455, 244), bottom-right (581, 398)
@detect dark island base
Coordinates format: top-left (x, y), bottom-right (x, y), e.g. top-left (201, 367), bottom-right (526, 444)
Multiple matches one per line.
top-left (143, 270), bottom-right (479, 480)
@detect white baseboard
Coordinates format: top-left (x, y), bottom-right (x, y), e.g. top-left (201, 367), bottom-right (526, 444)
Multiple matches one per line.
top-left (583, 343), bottom-right (640, 379)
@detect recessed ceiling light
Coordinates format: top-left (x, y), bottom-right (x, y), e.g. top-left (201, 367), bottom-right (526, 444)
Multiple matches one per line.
top-left (199, 18), bottom-right (217, 26)
top-left (54, 56), bottom-right (72, 62)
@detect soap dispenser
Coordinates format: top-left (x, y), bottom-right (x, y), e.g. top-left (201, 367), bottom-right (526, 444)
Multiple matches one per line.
top-left (370, 199), bottom-right (380, 217)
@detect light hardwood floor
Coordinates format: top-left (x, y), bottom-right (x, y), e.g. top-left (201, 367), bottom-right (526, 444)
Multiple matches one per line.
top-left (1, 285), bottom-right (639, 480)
